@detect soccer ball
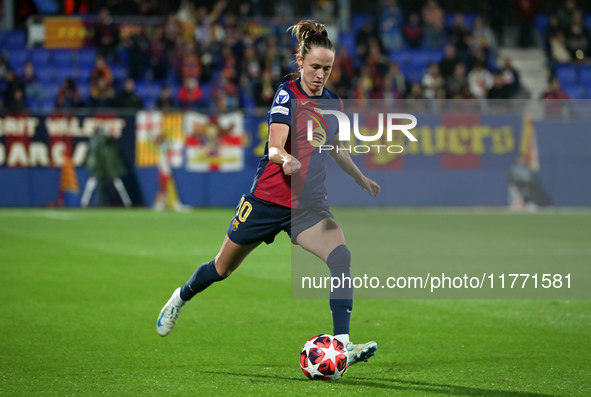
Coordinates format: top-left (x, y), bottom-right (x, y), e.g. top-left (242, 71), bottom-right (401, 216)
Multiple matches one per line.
top-left (300, 334), bottom-right (348, 380)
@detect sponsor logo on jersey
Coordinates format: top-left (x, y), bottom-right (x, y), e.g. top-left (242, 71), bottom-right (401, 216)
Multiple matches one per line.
top-left (271, 106), bottom-right (289, 115)
top-left (276, 89), bottom-right (290, 104)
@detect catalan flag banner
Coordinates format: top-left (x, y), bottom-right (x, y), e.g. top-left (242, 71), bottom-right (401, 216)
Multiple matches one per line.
top-left (135, 111), bottom-right (245, 172)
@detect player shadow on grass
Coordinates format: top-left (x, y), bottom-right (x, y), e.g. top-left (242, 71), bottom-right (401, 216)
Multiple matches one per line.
top-left (199, 370), bottom-right (559, 396)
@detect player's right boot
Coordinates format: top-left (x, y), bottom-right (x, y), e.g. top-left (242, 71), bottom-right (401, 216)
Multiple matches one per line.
top-left (346, 341), bottom-right (378, 367)
top-left (156, 288), bottom-right (185, 337)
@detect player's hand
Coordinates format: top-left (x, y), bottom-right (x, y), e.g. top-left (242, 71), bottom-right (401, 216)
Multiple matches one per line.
top-left (356, 175), bottom-right (380, 197)
top-left (282, 155), bottom-right (301, 176)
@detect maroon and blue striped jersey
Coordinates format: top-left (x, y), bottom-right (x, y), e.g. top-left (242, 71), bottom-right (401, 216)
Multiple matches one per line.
top-left (250, 78), bottom-right (343, 209)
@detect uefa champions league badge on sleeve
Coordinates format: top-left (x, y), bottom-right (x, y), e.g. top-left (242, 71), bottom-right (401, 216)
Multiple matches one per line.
top-left (276, 90), bottom-right (290, 104)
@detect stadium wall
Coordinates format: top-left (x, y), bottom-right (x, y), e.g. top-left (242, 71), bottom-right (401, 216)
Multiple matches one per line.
top-left (0, 112), bottom-right (589, 207)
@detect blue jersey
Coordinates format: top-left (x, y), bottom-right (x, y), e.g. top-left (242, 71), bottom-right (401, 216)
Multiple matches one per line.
top-left (249, 78), bottom-right (343, 209)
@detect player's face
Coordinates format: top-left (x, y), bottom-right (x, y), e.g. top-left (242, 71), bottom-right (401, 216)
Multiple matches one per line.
top-left (298, 46), bottom-right (335, 96)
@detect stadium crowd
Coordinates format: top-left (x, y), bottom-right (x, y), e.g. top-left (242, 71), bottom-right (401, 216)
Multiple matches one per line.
top-left (3, 0), bottom-right (590, 113)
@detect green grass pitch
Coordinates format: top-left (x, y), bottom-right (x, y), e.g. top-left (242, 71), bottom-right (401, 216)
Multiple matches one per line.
top-left (0, 208), bottom-right (590, 396)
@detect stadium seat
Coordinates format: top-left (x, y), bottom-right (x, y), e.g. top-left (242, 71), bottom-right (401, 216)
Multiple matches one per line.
top-left (562, 84), bottom-right (586, 99)
top-left (30, 48), bottom-right (52, 67)
top-left (407, 50), bottom-right (430, 69)
top-left (77, 83), bottom-right (90, 100)
top-left (352, 13), bottom-right (374, 33)
top-left (536, 14), bottom-right (549, 34)
top-left (3, 30), bottom-right (27, 50)
top-left (55, 67), bottom-right (78, 84)
top-left (579, 65), bottom-right (591, 83)
top-left (134, 82), bottom-right (151, 99)
top-left (555, 65), bottom-right (578, 85)
top-left (7, 49), bottom-right (28, 71)
top-left (339, 32), bottom-right (356, 56)
top-left (76, 48), bottom-right (97, 68)
top-left (585, 14), bottom-right (591, 30)
top-left (78, 66), bottom-right (94, 82)
top-left (53, 50), bottom-right (74, 67)
top-left (389, 50), bottom-right (408, 66)
top-left (111, 65), bottom-right (128, 82)
top-left (36, 66), bottom-right (55, 83)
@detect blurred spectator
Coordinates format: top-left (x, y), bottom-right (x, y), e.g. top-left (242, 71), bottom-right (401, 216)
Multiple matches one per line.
top-left (384, 62), bottom-right (406, 97)
top-left (439, 44), bottom-right (459, 79)
top-left (379, 0), bottom-right (403, 52)
top-left (507, 155), bottom-right (539, 210)
top-left (403, 13), bottom-right (423, 49)
top-left (354, 66), bottom-right (375, 100)
top-left (253, 68), bottom-right (278, 107)
top-left (468, 63), bottom-right (493, 98)
top-left (445, 62), bottom-right (469, 98)
top-left (422, 0), bottom-right (445, 48)
top-left (4, 71), bottom-right (25, 104)
top-left (149, 26), bottom-right (169, 82)
top-left (180, 41), bottom-right (202, 82)
top-left (487, 72), bottom-right (511, 99)
top-left (550, 31), bottom-right (573, 64)
top-left (448, 14), bottom-right (471, 54)
top-left (0, 56), bottom-right (10, 83)
top-left (89, 77), bottom-right (115, 108)
top-left (6, 88), bottom-right (28, 113)
top-left (514, 0), bottom-right (537, 48)
top-left (113, 78), bottom-right (145, 110)
top-left (565, 11), bottom-right (590, 60)
top-left (557, 0), bottom-right (581, 30)
top-left (22, 61), bottom-right (46, 101)
top-left (90, 55), bottom-right (114, 91)
top-left (178, 77), bottom-right (204, 110)
top-left (212, 72), bottom-right (239, 111)
top-left (356, 21), bottom-right (385, 61)
top-left (471, 16), bottom-right (497, 54)
top-left (544, 15), bottom-right (563, 58)
top-left (500, 57), bottom-right (521, 97)
top-left (123, 26), bottom-right (150, 81)
top-left (56, 78), bottom-right (84, 109)
top-left (93, 8), bottom-right (119, 63)
top-left (541, 77), bottom-right (570, 118)
top-left (422, 63), bottom-right (444, 99)
top-left (405, 82), bottom-right (428, 112)
top-left (156, 87), bottom-right (178, 110)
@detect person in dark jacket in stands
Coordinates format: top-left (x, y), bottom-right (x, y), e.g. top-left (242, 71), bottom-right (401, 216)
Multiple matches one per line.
top-left (114, 78), bottom-right (145, 110)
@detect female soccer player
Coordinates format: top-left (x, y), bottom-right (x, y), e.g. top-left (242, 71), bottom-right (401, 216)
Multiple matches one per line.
top-left (157, 20), bottom-right (379, 367)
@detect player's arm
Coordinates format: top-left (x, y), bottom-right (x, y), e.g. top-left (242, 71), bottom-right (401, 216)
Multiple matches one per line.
top-left (268, 123), bottom-right (301, 176)
top-left (329, 140), bottom-right (380, 197)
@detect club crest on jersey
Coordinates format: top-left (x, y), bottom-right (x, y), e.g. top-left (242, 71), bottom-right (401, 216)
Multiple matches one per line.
top-left (304, 112), bottom-right (327, 147)
top-left (232, 218), bottom-right (240, 231)
top-left (276, 90), bottom-right (289, 104)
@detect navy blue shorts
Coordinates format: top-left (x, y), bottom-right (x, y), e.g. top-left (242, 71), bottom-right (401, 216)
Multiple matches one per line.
top-left (226, 194), bottom-right (334, 245)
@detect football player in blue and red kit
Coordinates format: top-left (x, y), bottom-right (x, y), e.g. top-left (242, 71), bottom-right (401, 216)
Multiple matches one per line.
top-left (157, 20), bottom-right (380, 367)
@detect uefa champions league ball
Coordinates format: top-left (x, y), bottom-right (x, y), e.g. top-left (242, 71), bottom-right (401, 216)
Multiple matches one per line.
top-left (300, 334), bottom-right (348, 380)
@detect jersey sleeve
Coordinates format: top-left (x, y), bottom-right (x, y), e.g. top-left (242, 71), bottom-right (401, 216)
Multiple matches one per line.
top-left (267, 85), bottom-right (294, 126)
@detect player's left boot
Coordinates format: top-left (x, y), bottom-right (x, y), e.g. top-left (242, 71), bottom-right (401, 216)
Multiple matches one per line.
top-left (346, 341), bottom-right (378, 367)
top-left (156, 288), bottom-right (184, 337)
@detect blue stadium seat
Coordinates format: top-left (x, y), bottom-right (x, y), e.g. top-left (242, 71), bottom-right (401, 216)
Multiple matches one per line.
top-left (55, 67), bottom-right (78, 84)
top-left (555, 65), bottom-right (578, 85)
top-left (352, 13), bottom-right (374, 33)
top-left (562, 84), bottom-right (586, 99)
top-left (579, 65), bottom-right (591, 83)
top-left (3, 30), bottom-right (27, 50)
top-left (426, 49), bottom-right (445, 63)
top-left (36, 66), bottom-right (55, 83)
top-left (78, 66), bottom-right (94, 82)
top-left (30, 48), bottom-right (52, 67)
top-left (389, 50), bottom-right (408, 66)
top-left (111, 65), bottom-right (128, 82)
top-left (7, 49), bottom-right (28, 71)
top-left (536, 14), bottom-right (549, 33)
top-left (78, 84), bottom-right (90, 100)
top-left (585, 14), bottom-right (591, 29)
top-left (76, 48), bottom-right (97, 68)
top-left (339, 32), bottom-right (356, 56)
top-left (134, 82), bottom-right (150, 98)
top-left (53, 50), bottom-right (74, 67)
top-left (407, 50), bottom-right (431, 68)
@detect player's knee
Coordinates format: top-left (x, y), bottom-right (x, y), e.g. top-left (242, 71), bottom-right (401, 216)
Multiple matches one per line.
top-left (326, 244), bottom-right (351, 273)
top-left (214, 260), bottom-right (233, 278)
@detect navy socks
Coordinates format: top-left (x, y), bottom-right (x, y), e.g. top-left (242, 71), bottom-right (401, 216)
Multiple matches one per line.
top-left (326, 245), bottom-right (353, 335)
top-left (179, 260), bottom-right (226, 301)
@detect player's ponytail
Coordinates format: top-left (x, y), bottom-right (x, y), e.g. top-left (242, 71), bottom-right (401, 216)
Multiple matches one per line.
top-left (288, 20), bottom-right (334, 61)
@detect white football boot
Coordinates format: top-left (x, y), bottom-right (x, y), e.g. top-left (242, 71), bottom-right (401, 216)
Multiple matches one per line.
top-left (156, 288), bottom-right (185, 337)
top-left (346, 341), bottom-right (378, 367)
